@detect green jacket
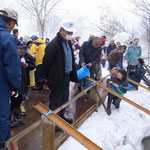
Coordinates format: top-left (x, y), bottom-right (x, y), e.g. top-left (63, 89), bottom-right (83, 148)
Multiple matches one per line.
top-left (125, 45), bottom-right (142, 65)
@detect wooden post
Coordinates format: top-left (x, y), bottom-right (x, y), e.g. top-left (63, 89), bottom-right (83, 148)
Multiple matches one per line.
top-left (94, 87), bottom-right (110, 116)
top-left (42, 121), bottom-right (55, 150)
top-left (10, 141), bottom-right (18, 150)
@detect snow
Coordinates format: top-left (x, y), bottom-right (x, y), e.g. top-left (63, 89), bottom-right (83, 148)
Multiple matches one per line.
top-left (59, 67), bottom-right (150, 150)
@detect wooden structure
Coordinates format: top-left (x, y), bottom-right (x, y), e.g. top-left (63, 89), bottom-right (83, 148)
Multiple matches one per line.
top-left (6, 83), bottom-right (108, 150)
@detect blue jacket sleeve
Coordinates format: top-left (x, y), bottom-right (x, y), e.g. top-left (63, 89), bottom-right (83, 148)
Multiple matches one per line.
top-left (2, 36), bottom-right (21, 89)
top-left (135, 67), bottom-right (145, 78)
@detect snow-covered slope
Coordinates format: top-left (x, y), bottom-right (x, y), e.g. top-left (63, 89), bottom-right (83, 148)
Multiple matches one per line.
top-left (59, 68), bottom-right (150, 150)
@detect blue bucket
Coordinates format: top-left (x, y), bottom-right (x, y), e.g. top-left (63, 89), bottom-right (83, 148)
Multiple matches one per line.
top-left (77, 64), bottom-right (90, 80)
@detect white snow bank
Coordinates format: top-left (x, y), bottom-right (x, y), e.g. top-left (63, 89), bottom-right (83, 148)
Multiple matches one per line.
top-left (59, 68), bottom-right (150, 150)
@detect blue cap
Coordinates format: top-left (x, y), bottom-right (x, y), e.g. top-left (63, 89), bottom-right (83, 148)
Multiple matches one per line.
top-left (31, 35), bottom-right (38, 40)
top-left (17, 43), bottom-right (27, 49)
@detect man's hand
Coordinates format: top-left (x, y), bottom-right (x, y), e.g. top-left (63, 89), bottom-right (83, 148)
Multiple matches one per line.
top-left (26, 63), bottom-right (28, 67)
top-left (88, 63), bottom-right (92, 68)
top-left (131, 69), bottom-right (136, 72)
top-left (109, 81), bottom-right (113, 84)
top-left (81, 63), bottom-right (85, 67)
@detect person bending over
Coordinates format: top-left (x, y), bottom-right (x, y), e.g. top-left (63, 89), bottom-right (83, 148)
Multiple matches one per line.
top-left (107, 69), bottom-right (128, 114)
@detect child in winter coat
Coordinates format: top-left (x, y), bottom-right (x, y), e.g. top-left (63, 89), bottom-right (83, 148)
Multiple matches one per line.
top-left (10, 43), bottom-right (35, 127)
top-left (128, 58), bottom-right (146, 91)
top-left (107, 69), bottom-right (128, 114)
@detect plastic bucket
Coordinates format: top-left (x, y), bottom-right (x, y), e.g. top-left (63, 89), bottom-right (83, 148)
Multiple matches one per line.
top-left (77, 64), bottom-right (90, 80)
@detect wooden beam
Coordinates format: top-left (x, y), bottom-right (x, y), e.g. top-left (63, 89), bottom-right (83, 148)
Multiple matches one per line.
top-left (42, 121), bottom-right (55, 150)
top-left (54, 85), bottom-right (94, 114)
top-left (87, 77), bottom-right (150, 115)
top-left (33, 102), bottom-right (103, 150)
top-left (6, 120), bottom-right (42, 147)
top-left (128, 78), bottom-right (150, 92)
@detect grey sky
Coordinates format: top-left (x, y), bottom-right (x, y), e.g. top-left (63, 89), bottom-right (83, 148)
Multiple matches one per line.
top-left (0, 0), bottom-right (140, 41)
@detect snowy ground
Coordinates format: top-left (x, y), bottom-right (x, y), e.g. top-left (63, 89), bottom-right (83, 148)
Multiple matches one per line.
top-left (59, 67), bottom-right (150, 150)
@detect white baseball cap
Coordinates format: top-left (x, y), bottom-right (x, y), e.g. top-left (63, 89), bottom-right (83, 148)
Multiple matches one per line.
top-left (0, 8), bottom-right (18, 24)
top-left (60, 19), bottom-right (75, 32)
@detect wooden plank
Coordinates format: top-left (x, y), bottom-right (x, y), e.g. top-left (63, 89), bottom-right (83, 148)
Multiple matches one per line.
top-left (6, 120), bottom-right (42, 147)
top-left (128, 78), bottom-right (150, 92)
top-left (34, 102), bottom-right (103, 150)
top-left (54, 85), bottom-right (94, 114)
top-left (87, 77), bottom-right (150, 115)
top-left (42, 121), bottom-right (55, 150)
top-left (56, 104), bottom-right (96, 149)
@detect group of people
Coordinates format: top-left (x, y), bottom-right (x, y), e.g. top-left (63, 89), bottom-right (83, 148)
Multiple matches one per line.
top-left (0, 8), bottom-right (146, 150)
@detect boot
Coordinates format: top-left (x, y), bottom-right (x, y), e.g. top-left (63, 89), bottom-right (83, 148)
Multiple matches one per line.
top-left (62, 115), bottom-right (73, 124)
top-left (20, 101), bottom-right (27, 116)
top-left (55, 126), bottom-right (62, 131)
top-left (107, 100), bottom-right (112, 114)
top-left (85, 91), bottom-right (90, 99)
top-left (75, 86), bottom-right (81, 95)
top-left (10, 121), bottom-right (20, 128)
top-left (59, 110), bottom-right (73, 124)
top-left (15, 118), bottom-right (24, 125)
top-left (0, 144), bottom-right (8, 150)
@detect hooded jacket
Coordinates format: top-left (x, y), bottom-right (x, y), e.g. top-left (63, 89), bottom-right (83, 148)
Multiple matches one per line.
top-left (0, 18), bottom-right (21, 96)
top-left (30, 39), bottom-right (46, 66)
top-left (107, 48), bottom-right (124, 65)
top-left (43, 33), bottom-right (77, 91)
top-left (125, 45), bottom-right (142, 65)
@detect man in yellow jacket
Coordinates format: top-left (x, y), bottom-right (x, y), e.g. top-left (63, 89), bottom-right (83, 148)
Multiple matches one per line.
top-left (30, 35), bottom-right (46, 90)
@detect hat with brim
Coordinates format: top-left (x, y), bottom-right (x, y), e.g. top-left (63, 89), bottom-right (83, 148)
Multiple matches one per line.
top-left (0, 8), bottom-right (18, 25)
top-left (17, 43), bottom-right (27, 49)
top-left (60, 19), bottom-right (75, 32)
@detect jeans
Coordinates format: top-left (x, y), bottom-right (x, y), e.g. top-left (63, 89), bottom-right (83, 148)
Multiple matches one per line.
top-left (0, 96), bottom-right (11, 147)
top-left (95, 63), bottom-right (102, 79)
top-left (107, 93), bottom-right (121, 110)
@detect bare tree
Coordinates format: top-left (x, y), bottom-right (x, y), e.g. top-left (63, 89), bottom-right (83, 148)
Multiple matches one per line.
top-left (18, 0), bottom-right (61, 38)
top-left (94, 6), bottom-right (127, 40)
top-left (129, 0), bottom-right (150, 63)
top-left (129, 0), bottom-right (150, 20)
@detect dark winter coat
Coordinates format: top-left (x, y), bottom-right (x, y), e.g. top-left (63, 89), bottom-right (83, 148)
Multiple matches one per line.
top-left (19, 53), bottom-right (35, 94)
top-left (128, 65), bottom-right (146, 85)
top-left (107, 77), bottom-right (128, 96)
top-left (79, 40), bottom-right (102, 67)
top-left (79, 40), bottom-right (102, 78)
top-left (0, 18), bottom-right (21, 97)
top-left (107, 48), bottom-right (124, 65)
top-left (107, 43), bottom-right (116, 56)
top-left (42, 33), bottom-right (78, 91)
top-left (13, 35), bottom-right (21, 45)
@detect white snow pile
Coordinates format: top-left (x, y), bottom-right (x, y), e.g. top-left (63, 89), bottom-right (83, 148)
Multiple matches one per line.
top-left (59, 68), bottom-right (150, 150)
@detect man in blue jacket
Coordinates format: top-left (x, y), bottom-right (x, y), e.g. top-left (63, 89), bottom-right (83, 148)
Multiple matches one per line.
top-left (125, 38), bottom-right (142, 72)
top-left (0, 8), bottom-right (21, 149)
top-left (128, 58), bottom-right (145, 90)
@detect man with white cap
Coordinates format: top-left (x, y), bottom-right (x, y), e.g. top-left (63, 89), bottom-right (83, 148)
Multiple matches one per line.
top-left (43, 19), bottom-right (77, 130)
top-left (0, 8), bottom-right (21, 149)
